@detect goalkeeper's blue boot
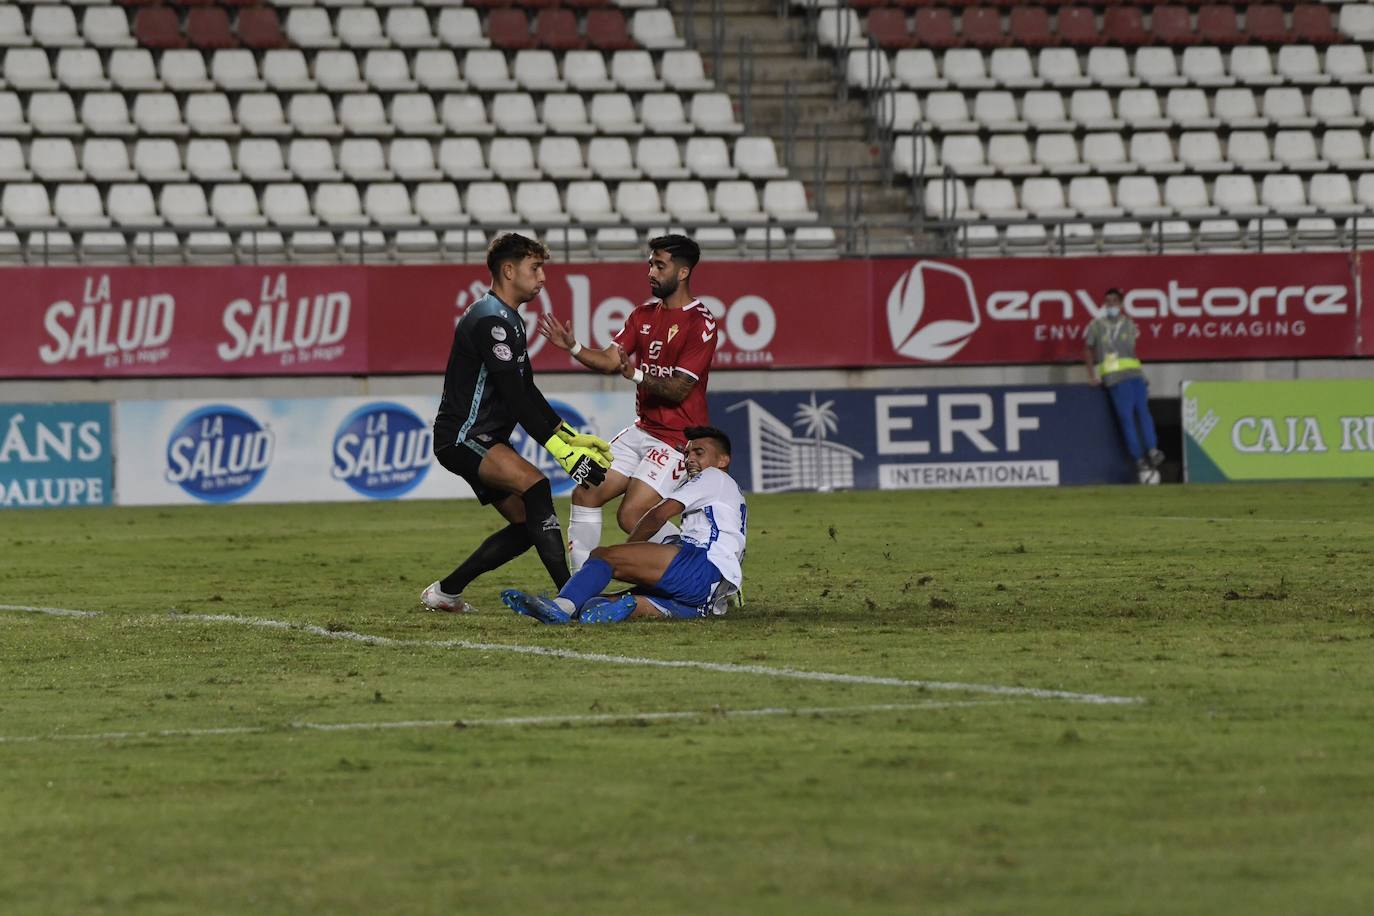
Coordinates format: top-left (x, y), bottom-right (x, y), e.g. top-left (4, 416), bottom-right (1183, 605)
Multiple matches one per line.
top-left (577, 594), bottom-right (637, 624)
top-left (501, 589), bottom-right (572, 625)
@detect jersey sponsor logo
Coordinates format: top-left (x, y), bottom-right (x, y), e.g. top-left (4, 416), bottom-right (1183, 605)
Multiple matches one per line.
top-left (648, 340), bottom-right (663, 359)
top-left (331, 402), bottom-right (432, 499)
top-left (165, 405), bottom-right (273, 503)
top-left (492, 343), bottom-right (513, 361)
top-left (645, 363), bottom-right (676, 379)
top-left (490, 325), bottom-right (507, 341)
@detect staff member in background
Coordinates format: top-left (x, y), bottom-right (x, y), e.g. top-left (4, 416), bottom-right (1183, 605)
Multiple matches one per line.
top-left (1084, 288), bottom-right (1165, 485)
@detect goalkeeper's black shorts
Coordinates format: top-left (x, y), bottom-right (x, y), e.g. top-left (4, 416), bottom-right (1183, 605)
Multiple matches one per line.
top-left (433, 436), bottom-right (509, 506)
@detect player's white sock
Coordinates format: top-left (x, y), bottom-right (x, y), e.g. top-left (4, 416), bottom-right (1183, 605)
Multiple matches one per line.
top-left (568, 505), bottom-right (603, 572)
top-left (650, 521), bottom-right (680, 544)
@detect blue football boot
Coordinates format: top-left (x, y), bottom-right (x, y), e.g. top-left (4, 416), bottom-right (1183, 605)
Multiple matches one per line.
top-left (501, 589), bottom-right (572, 625)
top-left (577, 594), bottom-right (638, 624)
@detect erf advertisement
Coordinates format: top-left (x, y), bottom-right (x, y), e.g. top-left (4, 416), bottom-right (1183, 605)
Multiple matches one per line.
top-left (114, 392), bottom-right (637, 506)
top-left (707, 385), bottom-right (1135, 493)
top-left (0, 402), bottom-right (113, 509)
top-left (1183, 380), bottom-right (1374, 482)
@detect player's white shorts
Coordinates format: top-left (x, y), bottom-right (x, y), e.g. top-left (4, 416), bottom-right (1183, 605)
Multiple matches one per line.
top-left (608, 425), bottom-right (685, 496)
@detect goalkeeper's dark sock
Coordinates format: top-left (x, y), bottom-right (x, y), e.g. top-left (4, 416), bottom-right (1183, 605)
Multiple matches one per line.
top-left (522, 478), bottom-right (571, 589)
top-left (440, 523), bottom-right (531, 595)
top-left (558, 557), bottom-right (614, 612)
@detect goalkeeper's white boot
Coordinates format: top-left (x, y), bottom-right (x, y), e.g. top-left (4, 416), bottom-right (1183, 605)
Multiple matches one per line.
top-left (421, 581), bottom-right (476, 614)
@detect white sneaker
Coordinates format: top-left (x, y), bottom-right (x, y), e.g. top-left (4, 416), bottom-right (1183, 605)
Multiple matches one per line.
top-left (421, 581), bottom-right (475, 614)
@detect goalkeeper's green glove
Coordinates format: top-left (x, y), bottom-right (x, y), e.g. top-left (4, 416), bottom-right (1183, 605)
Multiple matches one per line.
top-left (544, 431), bottom-right (610, 489)
top-left (555, 421), bottom-right (612, 464)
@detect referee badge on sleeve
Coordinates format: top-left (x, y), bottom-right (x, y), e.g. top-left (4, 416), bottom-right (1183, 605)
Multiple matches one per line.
top-left (492, 343), bottom-right (513, 361)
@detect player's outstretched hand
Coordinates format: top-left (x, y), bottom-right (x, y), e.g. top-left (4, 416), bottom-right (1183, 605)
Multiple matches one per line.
top-left (543, 432), bottom-right (611, 489)
top-left (555, 421), bottom-right (612, 463)
top-left (538, 314), bottom-right (576, 350)
top-left (617, 346), bottom-right (637, 379)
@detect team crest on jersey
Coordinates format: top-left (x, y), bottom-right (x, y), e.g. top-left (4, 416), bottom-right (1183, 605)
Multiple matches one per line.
top-left (640, 323), bottom-right (651, 334)
top-left (491, 325), bottom-right (507, 341)
top-left (492, 343), bottom-right (512, 361)
top-left (667, 325), bottom-right (679, 343)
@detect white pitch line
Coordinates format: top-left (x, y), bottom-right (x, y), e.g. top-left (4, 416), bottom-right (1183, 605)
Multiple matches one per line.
top-left (3, 604), bottom-right (1146, 706)
top-left (0, 700), bottom-right (1003, 745)
top-left (0, 603), bottom-right (100, 618)
top-left (1141, 516), bottom-right (1341, 526)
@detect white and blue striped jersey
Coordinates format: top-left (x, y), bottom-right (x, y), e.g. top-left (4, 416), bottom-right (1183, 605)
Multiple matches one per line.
top-left (672, 467), bottom-right (746, 588)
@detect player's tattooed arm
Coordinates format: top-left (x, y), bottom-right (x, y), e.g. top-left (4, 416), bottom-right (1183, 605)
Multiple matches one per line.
top-left (634, 369), bottom-right (697, 403)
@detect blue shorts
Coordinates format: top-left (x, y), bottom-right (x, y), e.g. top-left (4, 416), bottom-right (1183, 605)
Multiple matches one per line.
top-left (633, 542), bottom-right (723, 619)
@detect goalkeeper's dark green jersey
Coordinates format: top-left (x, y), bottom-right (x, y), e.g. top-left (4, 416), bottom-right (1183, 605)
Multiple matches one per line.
top-left (433, 291), bottom-right (559, 453)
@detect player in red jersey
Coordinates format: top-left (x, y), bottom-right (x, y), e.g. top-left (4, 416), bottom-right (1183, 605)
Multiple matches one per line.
top-left (538, 235), bottom-right (718, 570)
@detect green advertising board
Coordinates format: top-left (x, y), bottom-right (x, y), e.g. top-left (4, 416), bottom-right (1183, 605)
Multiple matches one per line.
top-left (1183, 379), bottom-right (1374, 482)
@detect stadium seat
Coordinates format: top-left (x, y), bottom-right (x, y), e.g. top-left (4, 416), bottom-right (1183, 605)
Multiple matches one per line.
top-left (55, 184), bottom-right (110, 228)
top-left (1323, 129), bottom-right (1374, 171)
top-left (161, 50), bottom-right (215, 93)
top-left (589, 93), bottom-right (644, 135)
top-left (5, 48), bottom-right (59, 91)
top-left (211, 184), bottom-right (266, 227)
top-left (616, 181), bottom-right (671, 223)
top-left (314, 183), bottom-right (369, 229)
top-left (1105, 8), bottom-right (1150, 47)
top-left (134, 138), bottom-right (189, 181)
top-left (1277, 46), bottom-right (1329, 86)
top-left (1197, 5), bottom-right (1244, 46)
top-left (1227, 130), bottom-right (1279, 171)
top-left (1056, 7), bottom-right (1103, 48)
top-left (636, 136), bottom-right (689, 179)
top-left (31, 91), bottom-right (83, 135)
top-left (290, 95), bottom-right (344, 137)
top-left (1021, 177), bottom-right (1073, 218)
top-left (1166, 88), bottom-right (1219, 130)
top-left (366, 183), bottom-right (420, 226)
top-left (876, 91), bottom-right (922, 132)
top-left (491, 92), bottom-right (543, 135)
top-left (665, 180), bottom-right (718, 224)
top-left (387, 8), bottom-right (439, 48)
top-left (32, 6), bottom-right (84, 47)
top-left (847, 49), bottom-right (892, 90)
top-left (583, 139), bottom-right (641, 184)
top-left (186, 138), bottom-right (239, 182)
top-left (565, 180), bottom-right (617, 224)
top-left (536, 9), bottom-right (585, 51)
top-left (565, 50), bottom-right (617, 92)
top-left (1119, 88), bottom-right (1169, 130)
top-left (262, 50), bottom-right (315, 91)
top-left (237, 93), bottom-right (291, 135)
top-left (414, 50), bottom-right (465, 91)
top-left (735, 137), bottom-right (787, 179)
top-left (340, 138), bottom-right (392, 181)
top-left (961, 8), bottom-right (1008, 49)
top-left (187, 8), bottom-right (238, 50)
top-left (1135, 48), bottom-right (1185, 87)
top-left (1229, 46), bottom-right (1280, 87)
top-left (1293, 5), bottom-right (1342, 45)
top-left (538, 137), bottom-right (591, 180)
top-left (414, 182), bottom-right (470, 226)
top-left (1131, 132), bottom-right (1185, 174)
top-left (1168, 133), bottom-right (1221, 177)
top-left (0, 139), bottom-right (30, 182)
top-left (441, 95), bottom-right (496, 136)
top-left (1071, 89), bottom-right (1124, 131)
top-left (317, 50), bottom-right (367, 93)
top-left (714, 180), bottom-right (768, 224)
top-left (31, 138), bottom-right (83, 183)
top-left (211, 49), bottom-right (264, 91)
top-left (488, 9), bottom-right (535, 50)
top-left (1007, 8), bottom-right (1054, 50)
top-left (1023, 90), bottom-right (1074, 132)
top-left (489, 137), bottom-right (542, 180)
top-left (0, 93), bottom-right (31, 137)
top-left (365, 50), bottom-right (418, 92)
top-left (1312, 86), bottom-right (1360, 127)
top-left (161, 184), bottom-right (214, 227)
top-left (438, 137), bottom-right (492, 180)
top-left (387, 94), bottom-right (441, 135)
top-left (3, 184), bottom-right (59, 227)
top-left (1084, 133), bottom-right (1134, 175)
top-left (1213, 173), bottom-right (1263, 214)
top-left (388, 138), bottom-right (441, 182)
top-left (1215, 87), bottom-right (1266, 128)
top-left (866, 10), bottom-right (912, 51)
top-left (516, 181), bottom-right (569, 224)
top-left (763, 180), bottom-right (818, 223)
top-left (108, 183), bottom-right (161, 226)
top-left (988, 134), bottom-right (1039, 176)
top-left (82, 138), bottom-right (137, 182)
top-left (1067, 175), bottom-right (1121, 217)
top-left (1179, 46), bottom-right (1231, 87)
top-left (974, 91), bottom-right (1026, 132)
top-left (1037, 49), bottom-right (1089, 88)
top-left (465, 50), bottom-right (517, 92)
top-left (285, 9), bottom-right (338, 49)
top-left (989, 48), bottom-right (1039, 89)
top-left (0, 7), bottom-right (33, 48)
top-left (892, 133), bottom-right (938, 177)
top-left (436, 8), bottom-right (491, 49)
top-left (466, 182), bottom-right (522, 226)
top-left (1035, 133), bottom-right (1088, 176)
top-left (894, 49), bottom-right (944, 90)
top-left (263, 183), bottom-right (319, 227)
top-left (340, 94), bottom-right (393, 136)
top-left (1261, 174), bottom-right (1315, 214)
top-left (912, 9), bottom-right (960, 50)
top-left (107, 49), bottom-right (160, 91)
top-left (924, 91), bottom-right (978, 133)
top-left (1262, 87), bottom-right (1316, 128)
top-left (1164, 174), bottom-right (1217, 216)
top-left (134, 7), bottom-right (186, 49)
top-left (944, 49), bottom-right (994, 90)
top-left (642, 92), bottom-right (690, 134)
top-left (1087, 47), bottom-right (1138, 89)
top-left (922, 177), bottom-right (972, 219)
top-left (186, 93), bottom-right (238, 137)
top-left (941, 135), bottom-right (993, 177)
top-left (1274, 130), bottom-right (1325, 172)
top-left (613, 50), bottom-right (665, 91)
top-left (633, 9), bottom-right (686, 49)
top-left (1117, 175), bottom-right (1169, 217)
top-left (1309, 173), bottom-right (1357, 212)
top-left (688, 137), bottom-right (739, 180)
top-left (337, 8), bottom-right (388, 49)
top-left (586, 9), bottom-right (636, 51)
top-left (540, 93), bottom-right (593, 135)
top-left (236, 7), bottom-right (290, 50)
top-left (1244, 4), bottom-right (1291, 45)
top-left (515, 49), bottom-right (566, 92)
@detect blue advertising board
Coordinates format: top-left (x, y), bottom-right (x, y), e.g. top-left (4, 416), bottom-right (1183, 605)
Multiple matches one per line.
top-left (707, 385), bottom-right (1134, 492)
top-left (1, 402), bottom-right (114, 508)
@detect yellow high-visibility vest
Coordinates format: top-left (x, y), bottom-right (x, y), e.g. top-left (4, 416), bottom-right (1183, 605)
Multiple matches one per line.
top-left (1097, 355), bottom-right (1142, 376)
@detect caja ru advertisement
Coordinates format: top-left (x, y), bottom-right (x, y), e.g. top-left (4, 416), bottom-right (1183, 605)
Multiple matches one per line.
top-left (113, 392), bottom-right (637, 506)
top-left (707, 385), bottom-right (1135, 493)
top-left (1183, 379), bottom-right (1374, 482)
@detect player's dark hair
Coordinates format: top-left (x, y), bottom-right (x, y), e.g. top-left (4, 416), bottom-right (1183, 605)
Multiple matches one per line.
top-left (487, 232), bottom-right (549, 277)
top-left (1105, 287), bottom-right (1124, 298)
top-left (649, 234), bottom-right (701, 274)
top-left (684, 425), bottom-right (731, 456)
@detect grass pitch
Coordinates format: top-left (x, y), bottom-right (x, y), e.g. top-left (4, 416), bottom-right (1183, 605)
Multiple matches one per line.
top-left (3, 483), bottom-right (1373, 915)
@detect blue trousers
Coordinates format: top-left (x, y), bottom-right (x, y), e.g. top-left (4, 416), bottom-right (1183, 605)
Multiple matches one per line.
top-left (1106, 376), bottom-right (1157, 462)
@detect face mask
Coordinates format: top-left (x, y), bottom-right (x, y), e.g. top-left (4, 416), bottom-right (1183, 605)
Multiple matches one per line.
top-left (1105, 305), bottom-right (1122, 318)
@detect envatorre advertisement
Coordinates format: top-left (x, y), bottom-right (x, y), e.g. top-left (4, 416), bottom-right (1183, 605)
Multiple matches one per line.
top-left (113, 392), bottom-right (637, 506)
top-left (707, 385), bottom-right (1135, 493)
top-left (1, 402), bottom-right (113, 509)
top-left (1183, 379), bottom-right (1374, 482)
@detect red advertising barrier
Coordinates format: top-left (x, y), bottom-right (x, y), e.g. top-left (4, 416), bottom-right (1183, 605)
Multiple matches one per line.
top-left (0, 252), bottom-right (1365, 379)
top-left (1361, 252), bottom-right (1374, 357)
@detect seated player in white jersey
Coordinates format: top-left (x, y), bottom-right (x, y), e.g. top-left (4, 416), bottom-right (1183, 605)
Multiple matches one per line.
top-left (536, 235), bottom-right (719, 571)
top-left (501, 426), bottom-right (746, 624)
